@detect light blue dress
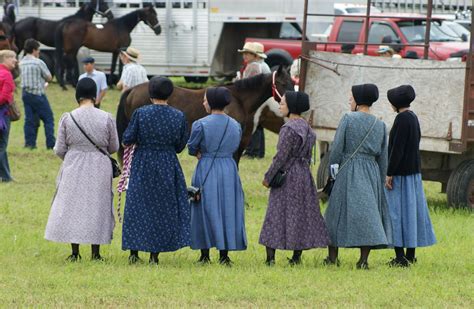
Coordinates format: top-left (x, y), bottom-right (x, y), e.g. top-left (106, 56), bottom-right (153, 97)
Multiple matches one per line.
top-left (188, 114), bottom-right (247, 251)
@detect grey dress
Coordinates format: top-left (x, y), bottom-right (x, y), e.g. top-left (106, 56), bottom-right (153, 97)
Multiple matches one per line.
top-left (45, 106), bottom-right (119, 244)
top-left (324, 112), bottom-right (393, 248)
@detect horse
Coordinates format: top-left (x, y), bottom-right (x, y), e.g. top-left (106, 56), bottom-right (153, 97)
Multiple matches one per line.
top-left (1, 1), bottom-right (16, 52)
top-left (13, 0), bottom-right (113, 54)
top-left (54, 5), bottom-right (161, 90)
top-left (116, 66), bottom-right (293, 164)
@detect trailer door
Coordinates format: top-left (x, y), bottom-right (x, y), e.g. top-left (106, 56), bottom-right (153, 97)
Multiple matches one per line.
top-left (165, 0), bottom-right (209, 68)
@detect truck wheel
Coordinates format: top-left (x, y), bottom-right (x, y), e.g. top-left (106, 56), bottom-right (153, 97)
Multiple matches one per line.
top-left (317, 151), bottom-right (330, 193)
top-left (40, 52), bottom-right (55, 78)
top-left (446, 160), bottom-right (474, 209)
top-left (265, 49), bottom-right (294, 70)
top-left (184, 76), bottom-right (209, 83)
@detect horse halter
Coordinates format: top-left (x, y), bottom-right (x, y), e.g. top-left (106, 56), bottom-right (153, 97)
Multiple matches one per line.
top-left (271, 71), bottom-right (283, 102)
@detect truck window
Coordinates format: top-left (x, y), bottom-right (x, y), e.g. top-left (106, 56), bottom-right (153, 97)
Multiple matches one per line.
top-left (368, 22), bottom-right (399, 43)
top-left (337, 21), bottom-right (363, 43)
top-left (398, 20), bottom-right (462, 42)
top-left (280, 23), bottom-right (302, 40)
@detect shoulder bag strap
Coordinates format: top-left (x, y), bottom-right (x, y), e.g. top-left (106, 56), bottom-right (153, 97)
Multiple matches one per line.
top-left (200, 117), bottom-right (230, 188)
top-left (69, 113), bottom-right (110, 158)
top-left (339, 116), bottom-right (378, 171)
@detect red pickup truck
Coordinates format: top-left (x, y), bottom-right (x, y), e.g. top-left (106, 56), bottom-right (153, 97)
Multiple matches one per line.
top-left (249, 14), bottom-right (470, 68)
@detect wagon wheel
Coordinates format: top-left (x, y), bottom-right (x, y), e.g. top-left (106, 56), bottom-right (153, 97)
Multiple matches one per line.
top-left (446, 160), bottom-right (474, 209)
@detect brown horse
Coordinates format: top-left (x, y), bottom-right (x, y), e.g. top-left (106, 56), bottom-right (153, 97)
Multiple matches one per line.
top-left (55, 5), bottom-right (161, 89)
top-left (116, 67), bottom-right (292, 164)
top-left (13, 0), bottom-right (113, 54)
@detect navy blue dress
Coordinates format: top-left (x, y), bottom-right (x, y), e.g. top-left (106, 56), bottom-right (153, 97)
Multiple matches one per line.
top-left (122, 104), bottom-right (190, 253)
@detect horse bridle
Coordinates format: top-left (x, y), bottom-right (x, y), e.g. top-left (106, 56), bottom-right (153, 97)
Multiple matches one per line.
top-left (271, 71), bottom-right (283, 102)
top-left (95, 8), bottom-right (112, 17)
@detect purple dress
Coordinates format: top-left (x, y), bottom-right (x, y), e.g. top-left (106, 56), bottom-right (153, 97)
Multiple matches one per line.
top-left (259, 118), bottom-right (329, 250)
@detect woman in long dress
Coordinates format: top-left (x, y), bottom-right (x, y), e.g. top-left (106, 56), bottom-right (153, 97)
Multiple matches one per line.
top-left (121, 76), bottom-right (190, 264)
top-left (324, 84), bottom-right (392, 269)
top-left (45, 78), bottom-right (119, 261)
top-left (384, 85), bottom-right (436, 267)
top-left (260, 91), bottom-right (329, 266)
top-left (188, 87), bottom-right (247, 266)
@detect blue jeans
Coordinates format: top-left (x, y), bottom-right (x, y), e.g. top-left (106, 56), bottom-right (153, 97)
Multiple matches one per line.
top-left (22, 91), bottom-right (55, 148)
top-left (0, 117), bottom-right (12, 182)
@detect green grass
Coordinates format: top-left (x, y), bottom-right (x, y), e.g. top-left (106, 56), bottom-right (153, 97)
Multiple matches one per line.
top-left (0, 81), bottom-right (473, 307)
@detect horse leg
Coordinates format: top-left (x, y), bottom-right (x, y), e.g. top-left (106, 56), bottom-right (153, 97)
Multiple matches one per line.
top-left (109, 51), bottom-right (118, 86)
top-left (55, 55), bottom-right (67, 91)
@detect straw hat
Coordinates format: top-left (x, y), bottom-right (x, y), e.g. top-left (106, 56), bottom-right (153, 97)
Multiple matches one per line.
top-left (121, 47), bottom-right (141, 62)
top-left (238, 42), bottom-right (267, 59)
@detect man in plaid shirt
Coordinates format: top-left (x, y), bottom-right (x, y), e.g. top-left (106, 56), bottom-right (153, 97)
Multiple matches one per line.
top-left (20, 39), bottom-right (55, 149)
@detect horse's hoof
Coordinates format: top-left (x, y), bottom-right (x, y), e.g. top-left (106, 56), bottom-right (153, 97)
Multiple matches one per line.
top-left (61, 86), bottom-right (68, 91)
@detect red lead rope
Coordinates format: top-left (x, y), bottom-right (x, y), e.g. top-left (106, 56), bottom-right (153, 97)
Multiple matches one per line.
top-left (116, 145), bottom-right (135, 223)
top-left (271, 71), bottom-right (283, 102)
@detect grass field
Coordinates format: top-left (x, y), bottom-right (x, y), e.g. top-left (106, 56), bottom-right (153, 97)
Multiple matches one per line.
top-left (0, 81), bottom-right (473, 307)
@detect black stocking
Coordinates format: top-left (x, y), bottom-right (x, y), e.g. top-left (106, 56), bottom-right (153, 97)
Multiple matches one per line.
top-left (292, 250), bottom-right (302, 262)
top-left (91, 244), bottom-right (101, 259)
top-left (71, 243), bottom-right (79, 256)
top-left (150, 252), bottom-right (159, 264)
top-left (394, 247), bottom-right (406, 260)
top-left (130, 250), bottom-right (139, 258)
top-left (199, 249), bottom-right (210, 262)
top-left (219, 250), bottom-right (229, 260)
top-left (328, 246), bottom-right (338, 263)
top-left (265, 247), bottom-right (276, 263)
top-left (359, 246), bottom-right (371, 264)
top-left (406, 248), bottom-right (416, 262)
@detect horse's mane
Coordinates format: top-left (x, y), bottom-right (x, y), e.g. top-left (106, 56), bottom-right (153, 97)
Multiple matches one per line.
top-left (111, 8), bottom-right (140, 27)
top-left (233, 73), bottom-right (269, 90)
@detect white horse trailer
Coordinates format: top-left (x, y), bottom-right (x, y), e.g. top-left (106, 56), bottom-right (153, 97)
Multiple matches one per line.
top-left (10, 0), bottom-right (335, 80)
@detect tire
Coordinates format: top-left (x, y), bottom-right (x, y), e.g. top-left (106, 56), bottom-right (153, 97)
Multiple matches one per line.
top-left (184, 76), bottom-right (209, 83)
top-left (40, 52), bottom-right (55, 78)
top-left (446, 160), bottom-right (474, 209)
top-left (265, 49), bottom-right (294, 70)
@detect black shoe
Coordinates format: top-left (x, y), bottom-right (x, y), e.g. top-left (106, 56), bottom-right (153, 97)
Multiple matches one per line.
top-left (323, 256), bottom-right (340, 266)
top-left (24, 145), bottom-right (37, 150)
top-left (388, 257), bottom-right (409, 268)
top-left (219, 256), bottom-right (233, 267)
top-left (197, 255), bottom-right (211, 264)
top-left (91, 254), bottom-right (105, 262)
top-left (149, 258), bottom-right (159, 265)
top-left (407, 257), bottom-right (417, 264)
top-left (288, 257), bottom-right (302, 266)
top-left (265, 259), bottom-right (275, 267)
top-left (128, 255), bottom-right (142, 265)
top-left (66, 254), bottom-right (81, 262)
top-left (356, 261), bottom-right (369, 270)
top-left (47, 146), bottom-right (54, 150)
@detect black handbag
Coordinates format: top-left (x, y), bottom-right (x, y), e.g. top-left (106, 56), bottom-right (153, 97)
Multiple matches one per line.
top-left (268, 126), bottom-right (311, 189)
top-left (70, 113), bottom-right (121, 178)
top-left (323, 117), bottom-right (378, 197)
top-left (188, 117), bottom-right (230, 203)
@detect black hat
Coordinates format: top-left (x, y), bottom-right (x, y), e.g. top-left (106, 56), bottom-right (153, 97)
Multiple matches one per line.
top-left (81, 56), bottom-right (95, 64)
top-left (206, 87), bottom-right (231, 110)
top-left (149, 76), bottom-right (174, 100)
top-left (387, 85), bottom-right (416, 110)
top-left (75, 77), bottom-right (97, 103)
top-left (351, 84), bottom-right (379, 106)
top-left (285, 91), bottom-right (310, 115)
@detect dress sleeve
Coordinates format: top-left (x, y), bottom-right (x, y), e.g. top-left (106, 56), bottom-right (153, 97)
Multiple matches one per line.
top-left (122, 109), bottom-right (139, 146)
top-left (329, 114), bottom-right (348, 167)
top-left (377, 122), bottom-right (389, 181)
top-left (107, 114), bottom-right (120, 154)
top-left (264, 126), bottom-right (298, 183)
top-left (54, 113), bottom-right (69, 160)
top-left (386, 116), bottom-right (407, 176)
top-left (175, 115), bottom-right (189, 153)
top-left (187, 120), bottom-right (203, 156)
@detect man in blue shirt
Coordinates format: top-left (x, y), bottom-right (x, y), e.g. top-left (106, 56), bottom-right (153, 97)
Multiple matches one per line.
top-left (78, 57), bottom-right (108, 108)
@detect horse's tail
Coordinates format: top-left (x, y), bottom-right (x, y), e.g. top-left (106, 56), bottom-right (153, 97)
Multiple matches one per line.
top-left (116, 88), bottom-right (133, 163)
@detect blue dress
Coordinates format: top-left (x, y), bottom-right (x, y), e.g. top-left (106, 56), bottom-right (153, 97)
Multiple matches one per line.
top-left (188, 114), bottom-right (247, 251)
top-left (122, 105), bottom-right (190, 253)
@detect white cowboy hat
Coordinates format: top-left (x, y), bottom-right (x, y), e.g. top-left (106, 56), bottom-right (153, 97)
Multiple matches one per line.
top-left (121, 47), bottom-right (141, 62)
top-left (238, 42), bottom-right (267, 59)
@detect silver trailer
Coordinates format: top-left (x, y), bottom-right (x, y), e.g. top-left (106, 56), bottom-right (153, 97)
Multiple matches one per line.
top-left (12, 0), bottom-right (334, 80)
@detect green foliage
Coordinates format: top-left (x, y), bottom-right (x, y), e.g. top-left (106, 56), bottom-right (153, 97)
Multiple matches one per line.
top-left (0, 83), bottom-right (473, 307)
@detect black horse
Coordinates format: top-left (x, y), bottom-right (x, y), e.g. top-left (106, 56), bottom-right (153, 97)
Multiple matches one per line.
top-left (13, 0), bottom-right (113, 54)
top-left (54, 5), bottom-right (161, 90)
